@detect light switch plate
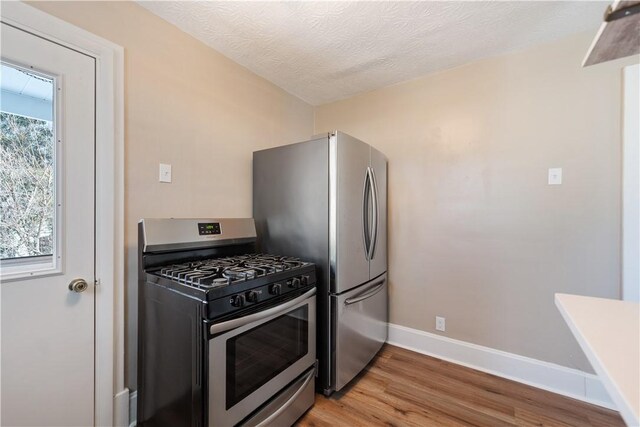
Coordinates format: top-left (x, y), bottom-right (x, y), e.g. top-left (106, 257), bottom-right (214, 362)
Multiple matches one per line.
top-left (548, 168), bottom-right (562, 185)
top-left (159, 163), bottom-right (172, 183)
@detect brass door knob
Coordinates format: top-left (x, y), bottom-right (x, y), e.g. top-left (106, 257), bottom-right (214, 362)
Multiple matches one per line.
top-left (68, 278), bottom-right (88, 293)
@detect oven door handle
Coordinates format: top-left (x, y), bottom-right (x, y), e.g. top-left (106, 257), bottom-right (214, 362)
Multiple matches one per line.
top-left (253, 368), bottom-right (315, 427)
top-left (210, 288), bottom-right (316, 335)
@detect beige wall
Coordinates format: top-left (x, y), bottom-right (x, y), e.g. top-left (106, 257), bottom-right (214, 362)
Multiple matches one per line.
top-left (27, 0), bottom-right (638, 386)
top-left (29, 1), bottom-right (314, 389)
top-left (316, 32), bottom-right (638, 371)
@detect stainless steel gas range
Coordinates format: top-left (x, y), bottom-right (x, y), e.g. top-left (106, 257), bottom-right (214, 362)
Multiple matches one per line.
top-left (137, 218), bottom-right (316, 427)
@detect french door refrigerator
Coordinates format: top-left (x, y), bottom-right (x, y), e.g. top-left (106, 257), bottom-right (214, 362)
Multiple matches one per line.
top-left (253, 130), bottom-right (388, 395)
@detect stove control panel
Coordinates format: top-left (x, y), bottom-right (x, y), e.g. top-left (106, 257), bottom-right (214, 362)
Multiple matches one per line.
top-left (289, 277), bottom-right (301, 289)
top-left (246, 290), bottom-right (260, 303)
top-left (230, 294), bottom-right (246, 307)
top-left (269, 283), bottom-right (282, 296)
top-left (207, 271), bottom-right (316, 321)
top-left (198, 222), bottom-right (221, 235)
top-left (140, 218), bottom-right (256, 252)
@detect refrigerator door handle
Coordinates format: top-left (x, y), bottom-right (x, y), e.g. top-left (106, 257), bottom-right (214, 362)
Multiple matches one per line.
top-left (369, 167), bottom-right (379, 260)
top-left (344, 278), bottom-right (385, 305)
top-left (362, 167), bottom-right (372, 260)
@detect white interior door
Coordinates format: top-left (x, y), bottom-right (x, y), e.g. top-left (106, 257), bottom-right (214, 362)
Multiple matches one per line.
top-left (1, 22), bottom-right (96, 426)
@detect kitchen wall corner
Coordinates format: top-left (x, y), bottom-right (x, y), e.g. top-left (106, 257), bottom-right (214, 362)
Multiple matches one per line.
top-left (314, 31), bottom-right (639, 372)
top-left (28, 0), bottom-right (315, 391)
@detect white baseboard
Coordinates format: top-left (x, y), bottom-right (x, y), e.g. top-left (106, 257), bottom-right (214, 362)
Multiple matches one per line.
top-left (387, 323), bottom-right (615, 410)
top-left (114, 388), bottom-right (130, 427)
top-left (129, 391), bottom-right (137, 427)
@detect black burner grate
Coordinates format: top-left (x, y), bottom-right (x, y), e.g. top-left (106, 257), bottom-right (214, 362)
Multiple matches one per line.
top-left (156, 254), bottom-right (308, 289)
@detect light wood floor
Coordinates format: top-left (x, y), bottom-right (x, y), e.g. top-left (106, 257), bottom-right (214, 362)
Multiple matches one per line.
top-left (297, 345), bottom-right (624, 427)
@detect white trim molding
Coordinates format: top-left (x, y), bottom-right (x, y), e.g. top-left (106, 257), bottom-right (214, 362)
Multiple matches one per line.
top-left (1, 3), bottom-right (125, 426)
top-left (115, 388), bottom-right (131, 427)
top-left (129, 391), bottom-right (138, 427)
top-left (622, 63), bottom-right (640, 303)
top-left (388, 323), bottom-right (614, 410)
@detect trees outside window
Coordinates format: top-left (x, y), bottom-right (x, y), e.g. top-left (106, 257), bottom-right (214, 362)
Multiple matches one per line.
top-left (0, 112), bottom-right (54, 259)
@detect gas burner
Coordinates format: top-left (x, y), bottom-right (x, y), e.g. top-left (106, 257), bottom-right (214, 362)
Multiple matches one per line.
top-left (155, 253), bottom-right (310, 290)
top-left (212, 259), bottom-right (241, 267)
top-left (223, 267), bottom-right (257, 281)
top-left (284, 261), bottom-right (303, 269)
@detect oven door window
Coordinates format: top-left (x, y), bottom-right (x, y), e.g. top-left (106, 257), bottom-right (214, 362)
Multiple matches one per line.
top-left (226, 305), bottom-right (309, 409)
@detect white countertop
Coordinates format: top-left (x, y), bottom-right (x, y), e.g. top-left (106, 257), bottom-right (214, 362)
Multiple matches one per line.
top-left (555, 293), bottom-right (639, 427)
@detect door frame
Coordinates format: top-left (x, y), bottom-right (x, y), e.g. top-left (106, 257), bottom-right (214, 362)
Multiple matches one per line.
top-left (622, 64), bottom-right (639, 302)
top-left (1, 2), bottom-right (125, 426)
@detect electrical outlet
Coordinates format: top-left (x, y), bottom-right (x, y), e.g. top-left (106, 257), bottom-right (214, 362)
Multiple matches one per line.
top-left (435, 316), bottom-right (446, 332)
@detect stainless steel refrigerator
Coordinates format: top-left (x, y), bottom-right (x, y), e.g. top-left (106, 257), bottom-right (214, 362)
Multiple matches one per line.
top-left (253, 131), bottom-right (388, 395)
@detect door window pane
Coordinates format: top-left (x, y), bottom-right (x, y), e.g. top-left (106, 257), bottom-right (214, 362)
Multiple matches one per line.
top-left (0, 63), bottom-right (55, 263)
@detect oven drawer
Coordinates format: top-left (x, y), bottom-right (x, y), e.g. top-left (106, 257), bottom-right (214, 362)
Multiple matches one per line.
top-left (240, 367), bottom-right (315, 427)
top-left (333, 274), bottom-right (388, 391)
top-left (208, 289), bottom-right (316, 427)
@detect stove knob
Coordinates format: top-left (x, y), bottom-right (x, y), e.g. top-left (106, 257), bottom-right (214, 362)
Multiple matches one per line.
top-left (269, 283), bottom-right (282, 296)
top-left (246, 290), bottom-right (259, 303)
top-left (290, 277), bottom-right (301, 289)
top-left (230, 294), bottom-right (246, 308)
top-left (301, 275), bottom-right (309, 286)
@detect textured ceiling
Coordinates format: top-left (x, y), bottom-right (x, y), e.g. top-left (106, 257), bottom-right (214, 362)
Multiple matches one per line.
top-left (138, 1), bottom-right (607, 105)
